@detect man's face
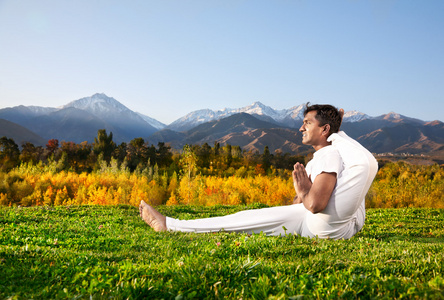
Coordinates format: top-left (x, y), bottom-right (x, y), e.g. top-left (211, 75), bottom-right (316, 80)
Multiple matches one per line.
top-left (299, 111), bottom-right (327, 149)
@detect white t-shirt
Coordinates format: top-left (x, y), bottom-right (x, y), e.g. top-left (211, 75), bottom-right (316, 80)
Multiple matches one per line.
top-left (304, 131), bottom-right (378, 239)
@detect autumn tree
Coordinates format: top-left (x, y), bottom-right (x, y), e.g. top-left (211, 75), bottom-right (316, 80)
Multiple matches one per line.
top-left (180, 144), bottom-right (198, 180)
top-left (45, 139), bottom-right (59, 160)
top-left (60, 141), bottom-right (93, 172)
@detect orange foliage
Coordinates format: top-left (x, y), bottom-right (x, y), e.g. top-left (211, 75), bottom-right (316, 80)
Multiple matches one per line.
top-left (1, 161), bottom-right (443, 209)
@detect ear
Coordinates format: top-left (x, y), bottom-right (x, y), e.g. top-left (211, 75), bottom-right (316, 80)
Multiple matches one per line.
top-left (322, 124), bottom-right (331, 136)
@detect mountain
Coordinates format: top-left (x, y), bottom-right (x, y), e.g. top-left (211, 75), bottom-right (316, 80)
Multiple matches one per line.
top-left (151, 109), bottom-right (444, 156)
top-left (0, 119), bottom-right (46, 146)
top-left (167, 102), bottom-right (307, 131)
top-left (1, 95), bottom-right (443, 157)
top-left (136, 113), bottom-right (166, 130)
top-left (166, 101), bottom-right (375, 132)
top-left (61, 94), bottom-right (158, 141)
top-left (149, 113), bottom-right (312, 154)
top-left (0, 93), bottom-right (160, 144)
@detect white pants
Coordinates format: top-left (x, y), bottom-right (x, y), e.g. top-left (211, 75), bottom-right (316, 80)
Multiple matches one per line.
top-left (166, 201), bottom-right (365, 238)
top-left (167, 204), bottom-right (312, 237)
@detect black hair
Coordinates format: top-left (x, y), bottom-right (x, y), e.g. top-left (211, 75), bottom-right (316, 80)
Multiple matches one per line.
top-left (303, 103), bottom-right (342, 135)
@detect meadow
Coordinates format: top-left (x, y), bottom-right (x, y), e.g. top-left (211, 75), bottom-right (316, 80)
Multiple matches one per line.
top-left (1, 205), bottom-right (443, 299)
top-left (1, 142), bottom-right (444, 298)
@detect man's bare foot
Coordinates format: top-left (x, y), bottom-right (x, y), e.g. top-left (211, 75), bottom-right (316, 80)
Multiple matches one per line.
top-left (139, 200), bottom-right (167, 232)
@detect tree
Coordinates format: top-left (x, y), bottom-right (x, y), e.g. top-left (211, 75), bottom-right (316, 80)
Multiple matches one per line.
top-left (45, 139), bottom-right (59, 160)
top-left (222, 144), bottom-right (233, 168)
top-left (180, 144), bottom-right (198, 180)
top-left (126, 138), bottom-right (148, 170)
top-left (20, 142), bottom-right (43, 165)
top-left (262, 146), bottom-right (272, 172)
top-left (0, 137), bottom-right (20, 171)
top-left (194, 143), bottom-right (212, 169)
top-left (60, 141), bottom-right (93, 172)
top-left (156, 142), bottom-right (173, 168)
top-left (93, 129), bottom-right (116, 162)
top-left (113, 142), bottom-right (127, 163)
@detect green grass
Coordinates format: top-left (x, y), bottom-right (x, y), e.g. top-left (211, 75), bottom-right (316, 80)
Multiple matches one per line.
top-left (1, 205), bottom-right (443, 299)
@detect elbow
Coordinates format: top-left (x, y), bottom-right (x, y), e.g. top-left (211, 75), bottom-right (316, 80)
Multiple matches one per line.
top-left (305, 201), bottom-right (327, 214)
top-left (305, 203), bottom-right (323, 214)
top-left (308, 206), bottom-right (323, 214)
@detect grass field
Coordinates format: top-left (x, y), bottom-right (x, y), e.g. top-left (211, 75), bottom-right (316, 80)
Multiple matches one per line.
top-left (1, 204), bottom-right (443, 299)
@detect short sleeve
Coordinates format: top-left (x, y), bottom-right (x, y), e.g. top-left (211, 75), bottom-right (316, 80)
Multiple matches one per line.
top-left (306, 146), bottom-right (343, 182)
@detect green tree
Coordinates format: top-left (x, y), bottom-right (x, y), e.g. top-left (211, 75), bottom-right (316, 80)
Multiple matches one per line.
top-left (194, 143), bottom-right (212, 169)
top-left (113, 142), bottom-right (127, 163)
top-left (156, 142), bottom-right (173, 168)
top-left (20, 142), bottom-right (43, 165)
top-left (0, 137), bottom-right (20, 171)
top-left (61, 141), bottom-right (93, 172)
top-left (93, 129), bottom-right (116, 162)
top-left (126, 138), bottom-right (148, 171)
top-left (262, 146), bottom-right (272, 172)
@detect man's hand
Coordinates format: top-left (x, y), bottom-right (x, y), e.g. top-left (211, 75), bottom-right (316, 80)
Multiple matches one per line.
top-left (292, 162), bottom-right (337, 213)
top-left (292, 162), bottom-right (312, 199)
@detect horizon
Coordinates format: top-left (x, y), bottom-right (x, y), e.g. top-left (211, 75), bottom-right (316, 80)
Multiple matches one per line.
top-left (1, 1), bottom-right (443, 124)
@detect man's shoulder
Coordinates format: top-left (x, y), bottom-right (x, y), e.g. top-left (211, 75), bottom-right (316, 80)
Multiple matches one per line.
top-left (315, 145), bottom-right (340, 158)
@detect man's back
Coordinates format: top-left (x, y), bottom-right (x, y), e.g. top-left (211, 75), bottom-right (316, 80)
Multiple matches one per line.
top-left (305, 131), bottom-right (378, 239)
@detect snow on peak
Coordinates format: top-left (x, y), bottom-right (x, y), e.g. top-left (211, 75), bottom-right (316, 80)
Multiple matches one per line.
top-left (63, 93), bottom-right (130, 115)
top-left (136, 113), bottom-right (166, 130)
top-left (343, 110), bottom-right (369, 122)
top-left (384, 112), bottom-right (402, 120)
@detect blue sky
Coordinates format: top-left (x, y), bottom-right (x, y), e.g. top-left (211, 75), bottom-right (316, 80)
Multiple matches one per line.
top-left (0, 0), bottom-right (443, 124)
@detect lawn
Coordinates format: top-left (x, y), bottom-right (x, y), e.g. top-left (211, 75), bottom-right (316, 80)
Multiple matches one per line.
top-left (1, 204), bottom-right (443, 299)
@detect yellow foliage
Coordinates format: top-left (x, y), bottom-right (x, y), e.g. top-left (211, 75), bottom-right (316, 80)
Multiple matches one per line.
top-left (0, 193), bottom-right (8, 206)
top-left (1, 161), bottom-right (443, 208)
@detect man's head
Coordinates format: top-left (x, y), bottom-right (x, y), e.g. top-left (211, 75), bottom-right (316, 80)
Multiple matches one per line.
top-left (300, 104), bottom-right (342, 150)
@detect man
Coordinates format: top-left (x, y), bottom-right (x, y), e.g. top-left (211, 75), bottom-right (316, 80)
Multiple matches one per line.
top-left (139, 104), bottom-right (378, 239)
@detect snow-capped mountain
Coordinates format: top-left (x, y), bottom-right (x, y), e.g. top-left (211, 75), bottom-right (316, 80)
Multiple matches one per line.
top-left (26, 106), bottom-right (58, 115)
top-left (168, 102), bottom-right (305, 131)
top-left (343, 110), bottom-right (369, 122)
top-left (167, 101), bottom-right (369, 131)
top-left (62, 93), bottom-right (166, 130)
top-left (62, 93), bottom-right (130, 116)
top-left (2, 93), bottom-right (443, 155)
top-left (375, 112), bottom-right (424, 124)
top-left (0, 93), bottom-right (160, 143)
top-left (136, 112), bottom-right (166, 130)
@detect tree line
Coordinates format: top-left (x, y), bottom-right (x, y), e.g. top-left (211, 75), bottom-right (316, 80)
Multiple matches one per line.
top-left (0, 129), bottom-right (305, 176)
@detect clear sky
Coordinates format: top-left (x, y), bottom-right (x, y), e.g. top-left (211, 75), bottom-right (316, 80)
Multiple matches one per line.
top-left (0, 0), bottom-right (443, 124)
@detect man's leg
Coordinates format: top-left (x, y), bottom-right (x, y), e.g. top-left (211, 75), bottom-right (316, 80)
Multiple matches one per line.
top-left (162, 204), bottom-right (311, 236)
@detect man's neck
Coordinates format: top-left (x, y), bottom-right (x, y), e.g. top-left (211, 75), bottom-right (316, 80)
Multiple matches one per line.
top-left (312, 141), bottom-right (332, 152)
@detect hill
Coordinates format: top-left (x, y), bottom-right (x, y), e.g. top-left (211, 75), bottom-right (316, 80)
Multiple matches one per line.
top-left (0, 119), bottom-right (46, 146)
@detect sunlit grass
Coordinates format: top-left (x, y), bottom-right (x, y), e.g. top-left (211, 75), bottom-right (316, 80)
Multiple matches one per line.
top-left (1, 205), bottom-right (443, 299)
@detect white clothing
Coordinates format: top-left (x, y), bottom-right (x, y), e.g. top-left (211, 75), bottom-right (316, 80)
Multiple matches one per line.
top-left (166, 131), bottom-right (378, 239)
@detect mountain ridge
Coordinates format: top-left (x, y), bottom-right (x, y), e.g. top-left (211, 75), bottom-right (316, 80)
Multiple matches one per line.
top-left (1, 93), bottom-right (443, 156)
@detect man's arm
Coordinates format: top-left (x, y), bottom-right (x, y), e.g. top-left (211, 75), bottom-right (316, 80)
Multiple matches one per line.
top-left (292, 162), bottom-right (337, 213)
